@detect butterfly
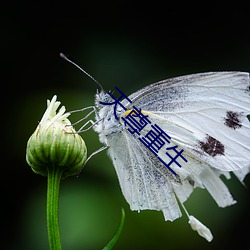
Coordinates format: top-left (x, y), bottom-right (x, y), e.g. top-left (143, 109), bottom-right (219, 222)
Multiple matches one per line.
top-left (90, 72), bottom-right (250, 241)
top-left (60, 54), bottom-right (250, 241)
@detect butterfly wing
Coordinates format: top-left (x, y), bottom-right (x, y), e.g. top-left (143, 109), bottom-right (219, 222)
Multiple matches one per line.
top-left (97, 72), bottom-right (249, 222)
top-left (123, 72), bottom-right (250, 174)
top-left (106, 128), bottom-right (183, 221)
top-left (106, 118), bottom-right (236, 220)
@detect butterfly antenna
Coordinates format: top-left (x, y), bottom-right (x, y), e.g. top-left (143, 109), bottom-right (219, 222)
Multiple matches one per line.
top-left (60, 53), bottom-right (104, 91)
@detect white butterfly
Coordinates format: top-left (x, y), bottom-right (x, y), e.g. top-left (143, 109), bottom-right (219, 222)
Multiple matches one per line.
top-left (58, 55), bottom-right (250, 242)
top-left (86, 71), bottom-right (250, 241)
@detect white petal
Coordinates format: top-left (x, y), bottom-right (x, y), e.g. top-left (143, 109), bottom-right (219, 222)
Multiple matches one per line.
top-left (40, 95), bottom-right (71, 125)
top-left (188, 215), bottom-right (213, 242)
top-left (41, 95), bottom-right (58, 123)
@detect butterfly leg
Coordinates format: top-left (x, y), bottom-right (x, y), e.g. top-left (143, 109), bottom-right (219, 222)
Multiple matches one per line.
top-left (68, 106), bottom-right (101, 132)
top-left (77, 118), bottom-right (104, 133)
top-left (85, 145), bottom-right (108, 165)
top-left (70, 106), bottom-right (96, 126)
top-left (77, 145), bottom-right (108, 176)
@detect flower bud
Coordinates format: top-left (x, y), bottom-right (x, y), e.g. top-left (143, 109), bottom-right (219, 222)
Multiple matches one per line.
top-left (26, 95), bottom-right (87, 178)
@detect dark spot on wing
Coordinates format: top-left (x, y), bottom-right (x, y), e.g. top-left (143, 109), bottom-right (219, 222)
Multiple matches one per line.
top-left (246, 84), bottom-right (250, 94)
top-left (199, 135), bottom-right (225, 157)
top-left (224, 111), bottom-right (243, 129)
top-left (187, 177), bottom-right (195, 186)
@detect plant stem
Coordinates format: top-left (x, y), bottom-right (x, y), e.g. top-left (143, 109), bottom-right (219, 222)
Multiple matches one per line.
top-left (102, 208), bottom-right (125, 250)
top-left (47, 165), bottom-right (63, 250)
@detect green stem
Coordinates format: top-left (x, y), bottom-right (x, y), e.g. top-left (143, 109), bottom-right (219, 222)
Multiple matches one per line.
top-left (47, 165), bottom-right (63, 250)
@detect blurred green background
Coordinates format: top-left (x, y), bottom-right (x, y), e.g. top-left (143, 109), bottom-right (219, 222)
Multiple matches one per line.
top-left (2, 1), bottom-right (250, 250)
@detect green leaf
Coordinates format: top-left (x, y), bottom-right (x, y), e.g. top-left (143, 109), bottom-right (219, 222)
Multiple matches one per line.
top-left (102, 208), bottom-right (125, 250)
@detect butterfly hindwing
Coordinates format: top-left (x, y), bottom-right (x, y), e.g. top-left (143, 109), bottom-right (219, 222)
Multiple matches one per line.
top-left (107, 129), bottom-right (182, 221)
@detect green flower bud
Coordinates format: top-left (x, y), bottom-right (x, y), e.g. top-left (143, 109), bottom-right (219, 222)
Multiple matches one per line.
top-left (26, 95), bottom-right (87, 178)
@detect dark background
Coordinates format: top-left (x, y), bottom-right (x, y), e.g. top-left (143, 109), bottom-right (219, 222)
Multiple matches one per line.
top-left (2, 1), bottom-right (250, 250)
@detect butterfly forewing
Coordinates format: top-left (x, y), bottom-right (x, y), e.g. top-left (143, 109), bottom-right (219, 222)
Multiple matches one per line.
top-left (122, 72), bottom-right (250, 172)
